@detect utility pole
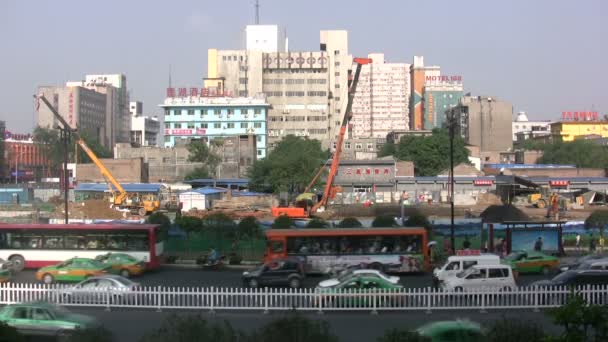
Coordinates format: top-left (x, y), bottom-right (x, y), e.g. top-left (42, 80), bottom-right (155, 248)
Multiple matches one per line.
top-left (61, 128), bottom-right (70, 224)
top-left (254, 0), bottom-right (260, 24)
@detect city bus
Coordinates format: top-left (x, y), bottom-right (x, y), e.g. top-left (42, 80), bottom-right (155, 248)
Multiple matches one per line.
top-left (0, 223), bottom-right (163, 271)
top-left (264, 228), bottom-right (429, 274)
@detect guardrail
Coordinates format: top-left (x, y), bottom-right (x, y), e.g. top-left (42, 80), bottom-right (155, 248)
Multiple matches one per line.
top-left (0, 284), bottom-right (606, 314)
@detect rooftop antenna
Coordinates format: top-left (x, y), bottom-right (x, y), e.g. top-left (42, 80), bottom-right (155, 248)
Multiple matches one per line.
top-left (168, 64), bottom-right (172, 88)
top-left (255, 0), bottom-right (260, 24)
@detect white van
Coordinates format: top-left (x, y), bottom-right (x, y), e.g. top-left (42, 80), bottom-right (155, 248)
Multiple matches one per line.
top-left (433, 254), bottom-right (500, 285)
top-left (442, 264), bottom-right (516, 291)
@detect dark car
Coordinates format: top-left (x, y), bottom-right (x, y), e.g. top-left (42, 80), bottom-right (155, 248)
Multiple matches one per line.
top-left (242, 258), bottom-right (305, 289)
top-left (531, 269), bottom-right (608, 287)
top-left (558, 254), bottom-right (608, 272)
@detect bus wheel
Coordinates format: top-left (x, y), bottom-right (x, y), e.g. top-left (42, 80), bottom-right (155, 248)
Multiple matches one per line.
top-left (43, 274), bottom-right (54, 284)
top-left (120, 269), bottom-right (130, 278)
top-left (9, 255), bottom-right (25, 272)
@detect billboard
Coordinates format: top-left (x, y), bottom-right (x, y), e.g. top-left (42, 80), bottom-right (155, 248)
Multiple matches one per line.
top-left (510, 229), bottom-right (560, 254)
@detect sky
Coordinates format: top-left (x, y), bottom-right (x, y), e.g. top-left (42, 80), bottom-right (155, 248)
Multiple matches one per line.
top-left (0, 0), bottom-right (606, 133)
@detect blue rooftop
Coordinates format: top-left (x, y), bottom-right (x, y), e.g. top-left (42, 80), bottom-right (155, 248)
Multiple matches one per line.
top-left (191, 187), bottom-right (228, 195)
top-left (75, 183), bottom-right (163, 193)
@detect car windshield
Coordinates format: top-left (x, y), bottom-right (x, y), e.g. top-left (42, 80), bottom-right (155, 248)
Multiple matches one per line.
top-left (505, 253), bottom-right (525, 261)
top-left (48, 305), bottom-right (71, 318)
top-left (337, 270), bottom-right (355, 282)
top-left (576, 263), bottom-right (591, 270)
top-left (551, 272), bottom-right (574, 284)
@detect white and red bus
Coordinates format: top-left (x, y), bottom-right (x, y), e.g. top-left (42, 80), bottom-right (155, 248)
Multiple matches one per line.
top-left (264, 228), bottom-right (429, 274)
top-left (0, 223), bottom-right (164, 271)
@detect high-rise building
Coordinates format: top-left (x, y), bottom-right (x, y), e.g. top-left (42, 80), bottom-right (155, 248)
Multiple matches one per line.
top-left (410, 56), bottom-right (439, 130)
top-left (511, 111), bottom-right (551, 142)
top-left (66, 74), bottom-right (131, 148)
top-left (0, 120), bottom-right (5, 181)
top-left (205, 28), bottom-right (351, 150)
top-left (245, 25), bottom-right (282, 52)
top-left (351, 53), bottom-right (410, 139)
top-left (129, 101), bottom-right (143, 116)
top-left (128, 101), bottom-right (161, 147)
top-left (37, 86), bottom-right (107, 145)
top-left (447, 96), bottom-right (513, 153)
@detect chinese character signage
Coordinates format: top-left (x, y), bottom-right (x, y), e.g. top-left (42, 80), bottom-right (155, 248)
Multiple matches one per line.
top-left (561, 111), bottom-right (599, 121)
top-left (164, 128), bottom-right (207, 136)
top-left (473, 179), bottom-right (493, 186)
top-left (165, 86), bottom-right (233, 99)
top-left (550, 180), bottom-right (569, 187)
top-left (68, 91), bottom-right (74, 126)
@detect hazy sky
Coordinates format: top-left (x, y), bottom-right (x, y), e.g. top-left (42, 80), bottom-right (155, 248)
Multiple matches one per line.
top-left (1, 0), bottom-right (606, 133)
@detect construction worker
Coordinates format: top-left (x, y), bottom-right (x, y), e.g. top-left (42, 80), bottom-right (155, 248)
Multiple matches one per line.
top-left (550, 193), bottom-right (559, 220)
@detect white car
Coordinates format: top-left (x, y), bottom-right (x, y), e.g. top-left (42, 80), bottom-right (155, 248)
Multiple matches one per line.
top-left (317, 269), bottom-right (400, 288)
top-left (442, 264), bottom-right (516, 292)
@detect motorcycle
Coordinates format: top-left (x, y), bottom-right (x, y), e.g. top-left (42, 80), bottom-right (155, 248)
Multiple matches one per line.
top-left (198, 255), bottom-right (226, 271)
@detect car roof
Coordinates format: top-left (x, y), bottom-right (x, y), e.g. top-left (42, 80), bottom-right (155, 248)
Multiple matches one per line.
top-left (448, 254), bottom-right (499, 261)
top-left (85, 274), bottom-right (129, 281)
top-left (418, 320), bottom-right (482, 335)
top-left (6, 301), bottom-right (59, 309)
top-left (473, 264), bottom-right (510, 269)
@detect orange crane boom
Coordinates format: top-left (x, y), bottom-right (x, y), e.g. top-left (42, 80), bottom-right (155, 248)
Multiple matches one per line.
top-left (310, 57), bottom-right (372, 214)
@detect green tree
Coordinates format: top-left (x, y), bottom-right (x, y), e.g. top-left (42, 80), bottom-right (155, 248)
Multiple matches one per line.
top-left (536, 140), bottom-right (608, 168)
top-left (186, 140), bottom-right (221, 178)
top-left (238, 216), bottom-right (262, 239)
top-left (337, 217), bottom-right (363, 228)
top-left (0, 321), bottom-right (25, 342)
top-left (272, 215), bottom-right (293, 229)
top-left (174, 216), bottom-right (203, 235)
top-left (248, 313), bottom-right (338, 342)
top-left (484, 319), bottom-right (546, 342)
top-left (306, 218), bottom-right (328, 228)
top-left (546, 293), bottom-right (608, 342)
top-left (139, 314), bottom-right (245, 342)
top-left (66, 326), bottom-right (115, 342)
top-left (372, 215), bottom-right (397, 228)
top-left (247, 135), bottom-right (328, 193)
top-left (585, 210), bottom-right (608, 241)
top-left (146, 212), bottom-right (171, 238)
top-left (33, 126), bottom-right (111, 166)
top-left (403, 211), bottom-right (431, 229)
top-left (380, 129), bottom-right (469, 176)
top-left (377, 328), bottom-right (430, 342)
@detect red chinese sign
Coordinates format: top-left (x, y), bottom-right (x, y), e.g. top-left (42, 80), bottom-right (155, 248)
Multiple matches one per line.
top-left (473, 179), bottom-right (493, 186)
top-left (164, 128), bottom-right (207, 136)
top-left (68, 92), bottom-right (74, 126)
top-left (165, 87), bottom-right (234, 98)
top-left (550, 180), bottom-right (569, 187)
top-left (561, 111), bottom-right (599, 121)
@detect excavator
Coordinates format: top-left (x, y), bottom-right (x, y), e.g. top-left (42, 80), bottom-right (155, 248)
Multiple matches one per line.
top-left (37, 94), bottom-right (160, 216)
top-left (271, 57), bottom-right (372, 218)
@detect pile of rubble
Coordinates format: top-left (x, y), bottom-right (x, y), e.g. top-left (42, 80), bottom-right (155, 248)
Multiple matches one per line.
top-left (50, 199), bottom-right (126, 220)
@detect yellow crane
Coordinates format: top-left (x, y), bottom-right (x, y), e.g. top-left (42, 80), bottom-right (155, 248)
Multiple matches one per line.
top-left (37, 94), bottom-right (159, 216)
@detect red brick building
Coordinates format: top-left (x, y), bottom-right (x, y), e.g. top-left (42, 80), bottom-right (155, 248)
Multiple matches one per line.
top-left (3, 134), bottom-right (52, 182)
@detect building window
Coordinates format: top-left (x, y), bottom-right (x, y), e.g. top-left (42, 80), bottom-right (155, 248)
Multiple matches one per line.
top-left (335, 97), bottom-right (340, 101)
top-left (254, 108), bottom-right (262, 115)
top-left (254, 122), bottom-right (262, 128)
top-left (335, 72), bottom-right (340, 76)
top-left (227, 109), bottom-right (233, 115)
top-left (335, 62), bottom-right (340, 66)
top-left (367, 143), bottom-right (374, 150)
top-left (164, 136), bottom-right (171, 143)
top-left (227, 123), bottom-right (235, 129)
top-left (257, 149), bottom-right (262, 156)
top-left (239, 78), bottom-right (247, 84)
top-left (239, 91), bottom-right (248, 97)
top-left (257, 136), bottom-right (262, 142)
top-left (187, 109), bottom-right (194, 115)
top-left (164, 123), bottom-right (170, 129)
top-left (214, 123), bottom-right (221, 128)
top-left (241, 122), bottom-right (248, 128)
top-left (345, 142), bottom-right (350, 149)
top-left (223, 56), bottom-right (227, 61)
top-left (213, 109), bottom-right (220, 115)
top-left (355, 143), bottom-right (362, 149)
top-left (334, 50), bottom-right (340, 55)
top-left (173, 109), bottom-right (181, 116)
top-left (187, 123), bottom-right (195, 129)
top-left (201, 123), bottom-right (208, 128)
top-left (335, 84), bottom-right (340, 88)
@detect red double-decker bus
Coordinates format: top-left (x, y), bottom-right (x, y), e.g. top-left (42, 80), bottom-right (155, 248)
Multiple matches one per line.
top-left (264, 228), bottom-right (429, 274)
top-left (0, 223), bottom-right (163, 271)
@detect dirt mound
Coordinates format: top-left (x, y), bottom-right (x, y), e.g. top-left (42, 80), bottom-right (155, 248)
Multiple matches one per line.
top-left (477, 192), bottom-right (503, 206)
top-left (184, 209), bottom-right (269, 220)
top-left (480, 204), bottom-right (530, 223)
top-left (50, 199), bottom-right (126, 220)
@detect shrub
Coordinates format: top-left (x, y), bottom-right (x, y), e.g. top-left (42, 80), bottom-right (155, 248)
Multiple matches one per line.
top-left (377, 328), bottom-right (430, 342)
top-left (337, 217), bottom-right (363, 228)
top-left (403, 211), bottom-right (431, 229)
top-left (372, 215), bottom-right (397, 228)
top-left (484, 318), bottom-right (546, 342)
top-left (306, 218), bottom-right (328, 228)
top-left (248, 312), bottom-right (338, 342)
top-left (238, 216), bottom-right (262, 239)
top-left (272, 215), bottom-right (293, 229)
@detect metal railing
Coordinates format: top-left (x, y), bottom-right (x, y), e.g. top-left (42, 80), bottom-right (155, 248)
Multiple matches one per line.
top-left (0, 283), bottom-right (606, 313)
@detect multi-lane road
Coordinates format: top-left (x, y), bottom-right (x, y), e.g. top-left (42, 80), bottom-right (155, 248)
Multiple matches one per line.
top-left (6, 266), bottom-right (560, 341)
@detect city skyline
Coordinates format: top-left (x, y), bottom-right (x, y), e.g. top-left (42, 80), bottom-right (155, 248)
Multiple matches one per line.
top-left (0, 0), bottom-right (606, 133)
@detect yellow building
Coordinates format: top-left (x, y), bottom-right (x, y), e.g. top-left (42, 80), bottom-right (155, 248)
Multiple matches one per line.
top-left (551, 121), bottom-right (608, 141)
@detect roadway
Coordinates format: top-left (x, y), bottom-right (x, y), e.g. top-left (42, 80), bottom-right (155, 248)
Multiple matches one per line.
top-left (10, 265), bottom-right (551, 288)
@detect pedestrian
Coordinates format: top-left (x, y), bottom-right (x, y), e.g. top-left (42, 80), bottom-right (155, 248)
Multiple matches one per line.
top-left (590, 236), bottom-right (597, 253)
top-left (576, 234), bottom-right (581, 250)
top-left (534, 237), bottom-right (543, 252)
top-left (463, 237), bottom-right (471, 250)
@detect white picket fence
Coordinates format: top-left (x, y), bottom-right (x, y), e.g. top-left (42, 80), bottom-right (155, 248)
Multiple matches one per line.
top-left (0, 283), bottom-right (606, 313)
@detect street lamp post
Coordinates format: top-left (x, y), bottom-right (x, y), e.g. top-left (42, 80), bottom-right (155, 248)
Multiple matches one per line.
top-left (449, 112), bottom-right (456, 255)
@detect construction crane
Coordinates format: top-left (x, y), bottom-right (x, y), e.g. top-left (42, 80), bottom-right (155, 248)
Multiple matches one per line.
top-left (37, 94), bottom-right (160, 216)
top-left (271, 57), bottom-right (372, 218)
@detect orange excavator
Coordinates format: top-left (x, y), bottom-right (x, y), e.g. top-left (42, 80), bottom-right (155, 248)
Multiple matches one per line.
top-left (271, 57), bottom-right (372, 218)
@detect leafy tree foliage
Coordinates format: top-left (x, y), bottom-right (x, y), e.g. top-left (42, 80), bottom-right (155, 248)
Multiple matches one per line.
top-left (248, 135), bottom-right (328, 193)
top-left (174, 216), bottom-right (203, 234)
top-left (377, 328), bottom-right (431, 342)
top-left (484, 319), bottom-right (546, 342)
top-left (248, 313), bottom-right (338, 342)
top-left (186, 139), bottom-right (221, 178)
top-left (306, 218), bottom-right (328, 228)
top-left (546, 293), bottom-right (608, 342)
top-left (585, 210), bottom-right (608, 239)
top-left (526, 140), bottom-right (608, 168)
top-left (32, 126), bottom-right (111, 167)
top-left (403, 211), bottom-right (431, 229)
top-left (146, 212), bottom-right (171, 238)
top-left (272, 215), bottom-right (294, 229)
top-left (372, 215), bottom-right (397, 228)
top-left (336, 217), bottom-right (363, 228)
top-left (0, 321), bottom-right (25, 342)
top-left (238, 216), bottom-right (262, 239)
top-left (379, 129), bottom-right (469, 176)
top-left (66, 326), bottom-right (115, 342)
top-left (139, 314), bottom-right (246, 342)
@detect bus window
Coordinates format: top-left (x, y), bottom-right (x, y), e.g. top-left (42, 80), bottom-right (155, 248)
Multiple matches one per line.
top-left (269, 240), bottom-right (284, 253)
top-left (43, 234), bottom-right (64, 249)
top-left (21, 232), bottom-right (43, 249)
